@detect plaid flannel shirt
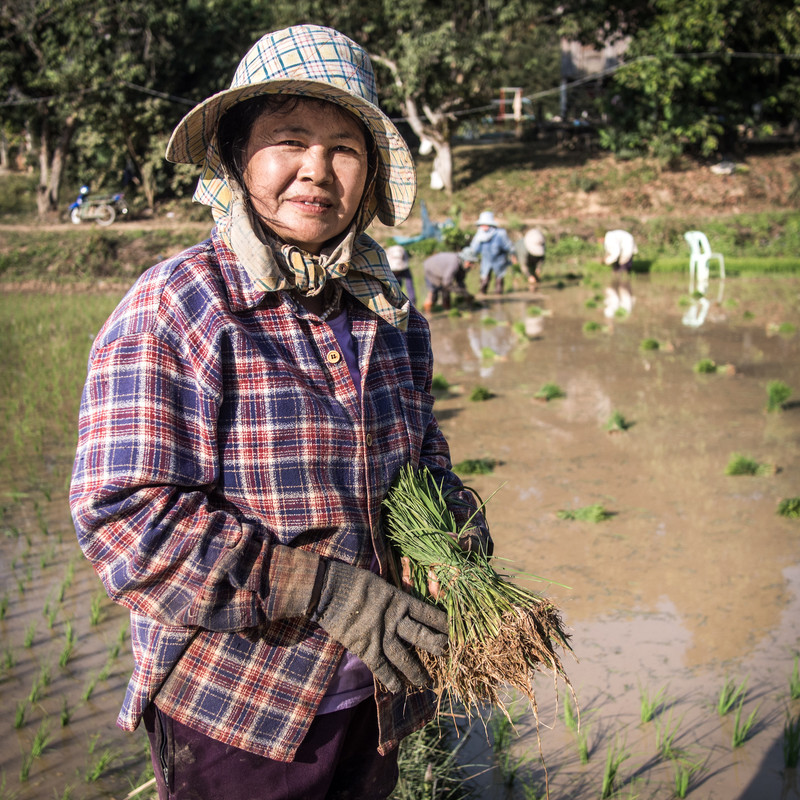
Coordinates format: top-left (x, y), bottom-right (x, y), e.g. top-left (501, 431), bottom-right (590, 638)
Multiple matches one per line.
top-left (69, 229), bottom-right (488, 761)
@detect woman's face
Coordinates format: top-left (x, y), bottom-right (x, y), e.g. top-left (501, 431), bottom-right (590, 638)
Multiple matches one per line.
top-left (242, 99), bottom-right (369, 254)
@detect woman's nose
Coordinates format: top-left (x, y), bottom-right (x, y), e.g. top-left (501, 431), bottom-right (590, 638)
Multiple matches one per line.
top-left (298, 146), bottom-right (332, 183)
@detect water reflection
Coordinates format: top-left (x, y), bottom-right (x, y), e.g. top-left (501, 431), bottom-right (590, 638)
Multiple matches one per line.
top-left (683, 275), bottom-right (725, 328)
top-left (603, 277), bottom-right (634, 319)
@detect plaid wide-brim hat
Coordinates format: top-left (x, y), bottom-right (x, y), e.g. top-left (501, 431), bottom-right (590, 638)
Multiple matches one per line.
top-left (166, 25), bottom-right (416, 227)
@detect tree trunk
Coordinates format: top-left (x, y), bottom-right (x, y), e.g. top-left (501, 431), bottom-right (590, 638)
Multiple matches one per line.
top-left (36, 113), bottom-right (76, 219)
top-left (402, 98), bottom-right (455, 194)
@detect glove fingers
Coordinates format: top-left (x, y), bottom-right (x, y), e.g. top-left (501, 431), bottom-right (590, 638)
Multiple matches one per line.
top-left (396, 616), bottom-right (448, 656)
top-left (407, 600), bottom-right (449, 635)
top-left (384, 635), bottom-right (432, 688)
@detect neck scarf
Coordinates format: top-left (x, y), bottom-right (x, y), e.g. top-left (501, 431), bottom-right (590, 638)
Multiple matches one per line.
top-left (208, 175), bottom-right (409, 330)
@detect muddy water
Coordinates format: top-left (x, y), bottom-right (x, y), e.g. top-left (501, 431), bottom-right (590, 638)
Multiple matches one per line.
top-left (1, 273), bottom-right (798, 799)
top-left (429, 272), bottom-right (800, 798)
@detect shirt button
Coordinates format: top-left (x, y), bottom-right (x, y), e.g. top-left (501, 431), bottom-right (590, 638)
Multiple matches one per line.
top-left (365, 434), bottom-right (373, 446)
top-left (326, 350), bottom-right (341, 364)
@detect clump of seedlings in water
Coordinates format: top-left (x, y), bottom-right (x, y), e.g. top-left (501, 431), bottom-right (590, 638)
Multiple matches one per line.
top-left (605, 410), bottom-right (633, 433)
top-left (778, 497), bottom-right (800, 518)
top-left (766, 379), bottom-right (792, 412)
top-left (527, 304), bottom-right (543, 316)
top-left (640, 337), bottom-right (660, 351)
top-left (469, 385), bottom-right (493, 402)
top-left (694, 358), bottom-right (717, 374)
top-left (480, 346), bottom-right (497, 361)
top-left (454, 457), bottom-right (496, 476)
top-left (724, 453), bottom-right (775, 477)
top-left (601, 737), bottom-right (630, 799)
top-left (583, 320), bottom-right (603, 333)
top-left (481, 316), bottom-right (498, 327)
top-left (790, 655), bottom-right (800, 699)
top-left (716, 676), bottom-right (748, 716)
top-left (534, 382), bottom-right (565, 402)
top-left (785, 713), bottom-right (800, 768)
top-left (447, 308), bottom-right (462, 318)
top-left (639, 684), bottom-right (668, 723)
top-left (731, 698), bottom-right (759, 748)
top-left (557, 504), bottom-right (611, 523)
top-left (564, 694), bottom-right (590, 764)
top-left (655, 710), bottom-right (685, 759)
top-left (672, 755), bottom-right (705, 799)
top-left (431, 373), bottom-right (450, 393)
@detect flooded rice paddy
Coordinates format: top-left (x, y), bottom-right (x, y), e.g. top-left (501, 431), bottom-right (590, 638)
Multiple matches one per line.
top-left (1, 271), bottom-right (799, 799)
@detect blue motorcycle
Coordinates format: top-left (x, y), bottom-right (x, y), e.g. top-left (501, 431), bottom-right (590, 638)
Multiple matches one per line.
top-left (69, 185), bottom-right (128, 226)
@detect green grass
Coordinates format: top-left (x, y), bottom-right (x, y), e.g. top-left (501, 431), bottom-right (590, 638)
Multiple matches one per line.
top-left (453, 457), bottom-right (497, 476)
top-left (716, 676), bottom-right (748, 716)
top-left (778, 497), bottom-right (800, 518)
top-left (557, 504), bottom-right (611, 522)
top-left (469, 385), bottom-right (493, 402)
top-left (534, 382), bottom-right (565, 401)
top-left (724, 453), bottom-right (774, 477)
top-left (694, 358), bottom-right (718, 374)
top-left (605, 410), bottom-right (633, 432)
top-left (639, 684), bottom-right (668, 723)
top-left (766, 380), bottom-right (792, 412)
top-left (731, 699), bottom-right (759, 748)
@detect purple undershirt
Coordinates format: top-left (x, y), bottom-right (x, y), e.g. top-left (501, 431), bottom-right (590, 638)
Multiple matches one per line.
top-left (316, 308), bottom-right (376, 714)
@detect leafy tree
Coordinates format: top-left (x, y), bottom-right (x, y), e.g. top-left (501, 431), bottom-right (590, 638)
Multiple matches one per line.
top-left (0, 0), bottom-right (268, 217)
top-left (558, 0), bottom-right (800, 163)
top-left (270, 0), bottom-right (557, 194)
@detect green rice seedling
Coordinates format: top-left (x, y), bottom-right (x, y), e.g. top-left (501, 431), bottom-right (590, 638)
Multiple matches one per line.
top-left (577, 727), bottom-right (590, 765)
top-left (601, 737), bottom-right (630, 799)
top-left (431, 373), bottom-right (450, 393)
top-left (447, 308), bottom-right (461, 318)
top-left (23, 621), bottom-right (35, 648)
top-left (60, 696), bottom-right (71, 727)
top-left (655, 711), bottom-right (684, 759)
top-left (85, 747), bottom-right (117, 783)
top-left (59, 621), bottom-right (77, 669)
top-left (2, 646), bottom-right (14, 671)
top-left (743, 310), bottom-right (755, 320)
top-left (784, 713), bottom-right (800, 768)
top-left (89, 590), bottom-right (105, 626)
top-left (694, 358), bottom-right (717, 374)
top-left (557, 504), bottom-right (611, 523)
top-left (583, 320), bottom-right (603, 333)
top-left (605, 410), bottom-right (632, 432)
top-left (19, 751), bottom-right (33, 783)
top-left (512, 320), bottom-right (526, 337)
top-left (585, 299), bottom-right (598, 309)
top-left (563, 693), bottom-right (579, 734)
top-left (30, 719), bottom-right (51, 759)
top-left (82, 674), bottom-right (98, 702)
top-left (778, 322), bottom-right (796, 335)
top-left (480, 346), bottom-right (496, 361)
top-left (766, 380), bottom-right (792, 412)
top-left (391, 719), bottom-right (473, 800)
top-left (640, 337), bottom-right (660, 351)
top-left (639, 684), bottom-right (668, 723)
top-left (453, 458), bottom-right (496, 476)
top-left (790, 655), bottom-right (800, 699)
top-left (534, 382), bottom-right (565, 401)
top-left (58, 785), bottom-right (74, 800)
top-left (672, 755), bottom-right (704, 798)
top-left (0, 595), bottom-right (7, 620)
top-left (614, 307), bottom-right (628, 318)
top-left (724, 453), bottom-right (774, 477)
top-left (527, 305), bottom-right (543, 316)
top-left (717, 676), bottom-right (748, 716)
top-left (469, 385), bottom-right (493, 402)
top-left (14, 700), bottom-right (26, 729)
top-left (382, 464), bottom-right (572, 723)
top-left (490, 703), bottom-right (526, 787)
top-left (778, 498), bottom-right (800, 518)
top-left (481, 316), bottom-right (498, 327)
top-left (732, 699), bottom-right (759, 748)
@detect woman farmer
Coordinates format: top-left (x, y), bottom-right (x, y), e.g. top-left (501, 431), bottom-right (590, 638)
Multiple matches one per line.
top-left (470, 210), bottom-right (516, 295)
top-left (69, 24), bottom-right (490, 800)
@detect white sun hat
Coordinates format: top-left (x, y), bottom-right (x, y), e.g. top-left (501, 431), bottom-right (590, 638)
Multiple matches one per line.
top-left (477, 210), bottom-right (497, 227)
top-left (166, 25), bottom-right (416, 227)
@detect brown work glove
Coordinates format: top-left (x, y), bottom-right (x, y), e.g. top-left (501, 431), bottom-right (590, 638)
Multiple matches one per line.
top-left (312, 559), bottom-right (448, 693)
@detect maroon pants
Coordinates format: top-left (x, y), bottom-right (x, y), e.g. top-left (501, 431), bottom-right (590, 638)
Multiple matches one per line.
top-left (143, 698), bottom-right (399, 800)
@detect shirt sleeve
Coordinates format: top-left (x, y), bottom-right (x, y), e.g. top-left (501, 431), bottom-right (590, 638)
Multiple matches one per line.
top-left (70, 329), bottom-right (274, 634)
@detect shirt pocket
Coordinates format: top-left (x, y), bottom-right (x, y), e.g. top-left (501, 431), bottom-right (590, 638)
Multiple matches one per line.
top-left (398, 386), bottom-right (435, 468)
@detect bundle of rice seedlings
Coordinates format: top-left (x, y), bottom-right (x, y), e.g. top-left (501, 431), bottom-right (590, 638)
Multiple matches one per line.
top-left (382, 464), bottom-right (573, 723)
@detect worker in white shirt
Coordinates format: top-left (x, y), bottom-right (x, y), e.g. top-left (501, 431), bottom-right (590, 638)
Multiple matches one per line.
top-left (602, 230), bottom-right (637, 272)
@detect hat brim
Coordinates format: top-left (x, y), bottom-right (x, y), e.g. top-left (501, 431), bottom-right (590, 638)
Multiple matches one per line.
top-left (166, 79), bottom-right (416, 227)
